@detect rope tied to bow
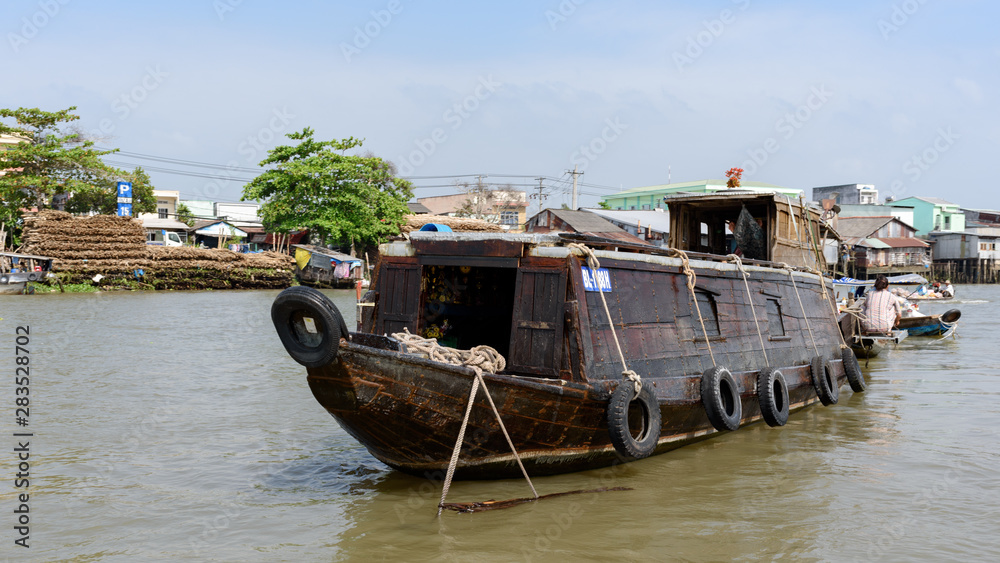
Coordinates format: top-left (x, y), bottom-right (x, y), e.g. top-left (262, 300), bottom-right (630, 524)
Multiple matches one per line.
top-left (390, 329), bottom-right (537, 515)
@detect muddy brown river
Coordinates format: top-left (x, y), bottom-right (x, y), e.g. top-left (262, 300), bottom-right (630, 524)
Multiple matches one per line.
top-left (1, 286), bottom-right (998, 561)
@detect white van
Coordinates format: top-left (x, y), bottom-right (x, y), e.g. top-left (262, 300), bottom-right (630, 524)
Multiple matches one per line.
top-left (146, 230), bottom-right (184, 247)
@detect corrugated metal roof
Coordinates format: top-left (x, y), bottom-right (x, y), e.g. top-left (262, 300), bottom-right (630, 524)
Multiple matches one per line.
top-left (878, 237), bottom-right (929, 248)
top-left (861, 238), bottom-right (890, 249)
top-left (835, 216), bottom-right (895, 238)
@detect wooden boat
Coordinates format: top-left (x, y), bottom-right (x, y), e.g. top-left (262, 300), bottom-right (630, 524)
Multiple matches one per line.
top-left (850, 329), bottom-right (908, 359)
top-left (0, 252), bottom-right (55, 295)
top-left (271, 211), bottom-right (863, 478)
top-left (292, 244), bottom-right (365, 289)
top-left (897, 308), bottom-right (960, 337)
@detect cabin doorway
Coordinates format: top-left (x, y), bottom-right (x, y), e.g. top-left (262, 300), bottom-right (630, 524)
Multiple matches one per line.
top-left (419, 265), bottom-right (517, 357)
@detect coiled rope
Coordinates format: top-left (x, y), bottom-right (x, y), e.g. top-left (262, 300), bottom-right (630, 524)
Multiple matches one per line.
top-left (390, 329), bottom-right (537, 515)
top-left (727, 254), bottom-right (768, 365)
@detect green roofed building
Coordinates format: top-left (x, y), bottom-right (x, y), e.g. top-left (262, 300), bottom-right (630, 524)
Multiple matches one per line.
top-left (600, 179), bottom-right (803, 211)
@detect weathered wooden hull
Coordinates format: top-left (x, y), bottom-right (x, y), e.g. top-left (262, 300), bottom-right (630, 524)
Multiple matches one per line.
top-left (276, 233), bottom-right (859, 479)
top-left (306, 336), bottom-right (847, 479)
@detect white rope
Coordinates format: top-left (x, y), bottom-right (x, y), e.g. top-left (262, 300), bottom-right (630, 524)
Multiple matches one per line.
top-left (390, 329), bottom-right (537, 515)
top-left (727, 254), bottom-right (768, 365)
top-left (667, 247), bottom-right (717, 367)
top-left (567, 243), bottom-right (643, 393)
top-left (778, 263), bottom-right (820, 357)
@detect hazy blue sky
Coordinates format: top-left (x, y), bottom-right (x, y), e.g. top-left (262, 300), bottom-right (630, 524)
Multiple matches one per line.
top-left (3, 1), bottom-right (996, 211)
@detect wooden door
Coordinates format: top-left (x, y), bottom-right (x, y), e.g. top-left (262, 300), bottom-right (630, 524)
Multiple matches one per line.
top-left (376, 264), bottom-right (421, 335)
top-left (508, 268), bottom-right (566, 376)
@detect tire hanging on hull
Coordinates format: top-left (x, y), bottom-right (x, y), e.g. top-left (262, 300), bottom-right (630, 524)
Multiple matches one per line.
top-left (272, 286), bottom-right (349, 367)
top-left (756, 367), bottom-right (789, 427)
top-left (606, 382), bottom-right (661, 460)
top-left (842, 348), bottom-right (866, 393)
top-left (811, 356), bottom-right (839, 405)
top-left (701, 366), bottom-right (742, 431)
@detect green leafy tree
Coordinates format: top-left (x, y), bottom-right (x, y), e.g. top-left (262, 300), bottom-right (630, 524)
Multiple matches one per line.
top-left (64, 166), bottom-right (156, 216)
top-left (241, 128), bottom-right (412, 249)
top-left (176, 202), bottom-right (196, 227)
top-left (0, 106), bottom-right (155, 225)
top-left (597, 200), bottom-right (612, 210)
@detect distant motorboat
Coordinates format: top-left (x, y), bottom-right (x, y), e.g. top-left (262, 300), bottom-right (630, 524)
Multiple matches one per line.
top-left (1, 252), bottom-right (55, 295)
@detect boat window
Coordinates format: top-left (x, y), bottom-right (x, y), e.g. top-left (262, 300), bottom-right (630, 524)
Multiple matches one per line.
top-left (766, 298), bottom-right (785, 336)
top-left (695, 291), bottom-right (720, 337)
top-left (420, 265), bottom-right (517, 356)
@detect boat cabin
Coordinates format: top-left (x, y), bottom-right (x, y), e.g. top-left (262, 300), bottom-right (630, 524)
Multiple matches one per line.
top-left (665, 192), bottom-right (838, 272)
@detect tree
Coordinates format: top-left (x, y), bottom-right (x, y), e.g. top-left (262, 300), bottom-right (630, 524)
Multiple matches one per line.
top-left (176, 202), bottom-right (196, 227)
top-left (0, 106), bottom-right (154, 225)
top-left (598, 200), bottom-right (612, 210)
top-left (241, 128), bottom-right (412, 249)
top-left (64, 166), bottom-right (156, 216)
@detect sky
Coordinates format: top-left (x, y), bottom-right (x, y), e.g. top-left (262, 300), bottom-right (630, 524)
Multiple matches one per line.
top-left (2, 0), bottom-right (997, 213)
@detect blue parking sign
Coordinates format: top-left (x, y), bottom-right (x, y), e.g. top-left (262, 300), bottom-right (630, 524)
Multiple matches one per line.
top-left (117, 203), bottom-right (133, 217)
top-left (117, 181), bottom-right (133, 198)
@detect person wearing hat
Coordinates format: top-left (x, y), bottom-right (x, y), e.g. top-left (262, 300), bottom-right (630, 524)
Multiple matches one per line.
top-left (941, 280), bottom-right (954, 298)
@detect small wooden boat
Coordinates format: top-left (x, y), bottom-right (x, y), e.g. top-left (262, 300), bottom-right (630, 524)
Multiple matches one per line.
top-left (897, 309), bottom-right (960, 337)
top-left (0, 252), bottom-right (55, 294)
top-left (271, 199), bottom-right (863, 478)
top-left (850, 329), bottom-right (908, 358)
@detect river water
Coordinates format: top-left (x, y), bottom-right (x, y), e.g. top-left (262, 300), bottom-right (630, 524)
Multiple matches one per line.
top-left (1, 286), bottom-right (998, 562)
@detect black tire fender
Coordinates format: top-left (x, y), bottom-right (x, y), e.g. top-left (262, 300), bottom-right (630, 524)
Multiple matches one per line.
top-left (701, 366), bottom-right (742, 431)
top-left (607, 381), bottom-right (661, 459)
top-left (842, 347), bottom-right (866, 393)
top-left (271, 286), bottom-right (348, 368)
top-left (941, 309), bottom-right (961, 323)
top-left (756, 367), bottom-right (789, 427)
top-left (0, 274), bottom-right (8, 284)
top-left (811, 356), bottom-right (839, 406)
top-left (27, 272), bottom-right (39, 281)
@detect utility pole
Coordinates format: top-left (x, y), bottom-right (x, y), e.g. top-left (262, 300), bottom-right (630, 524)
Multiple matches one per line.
top-left (566, 165), bottom-right (583, 210)
top-left (531, 177), bottom-right (548, 214)
top-left (474, 174), bottom-right (488, 218)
